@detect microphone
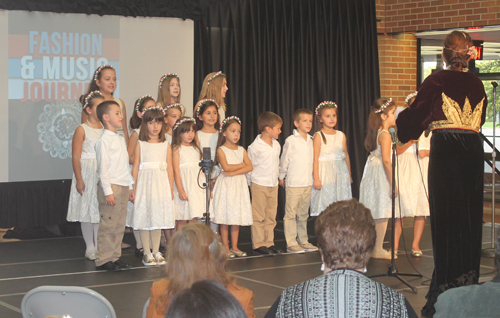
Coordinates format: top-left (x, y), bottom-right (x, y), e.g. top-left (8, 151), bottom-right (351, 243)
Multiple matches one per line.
top-left (389, 127), bottom-right (397, 144)
top-left (492, 81), bottom-right (498, 88)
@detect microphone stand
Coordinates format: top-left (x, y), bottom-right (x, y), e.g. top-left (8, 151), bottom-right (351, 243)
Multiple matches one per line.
top-left (483, 80), bottom-right (498, 258)
top-left (199, 149), bottom-right (216, 226)
top-left (369, 131), bottom-right (422, 293)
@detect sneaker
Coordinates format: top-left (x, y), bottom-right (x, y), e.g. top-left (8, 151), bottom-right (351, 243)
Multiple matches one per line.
top-left (268, 246), bottom-right (283, 254)
top-left (300, 242), bottom-right (319, 251)
top-left (96, 261), bottom-right (119, 271)
top-left (153, 252), bottom-right (166, 265)
top-left (143, 253), bottom-right (157, 266)
top-left (253, 246), bottom-right (274, 256)
top-left (287, 245), bottom-right (305, 254)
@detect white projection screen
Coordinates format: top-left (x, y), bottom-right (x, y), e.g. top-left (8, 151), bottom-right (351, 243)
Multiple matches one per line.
top-left (0, 10), bottom-right (194, 183)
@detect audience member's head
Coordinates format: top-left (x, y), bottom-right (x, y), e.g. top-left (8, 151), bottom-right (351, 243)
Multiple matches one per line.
top-left (315, 199), bottom-right (376, 271)
top-left (165, 279), bottom-right (247, 318)
top-left (160, 223), bottom-right (235, 307)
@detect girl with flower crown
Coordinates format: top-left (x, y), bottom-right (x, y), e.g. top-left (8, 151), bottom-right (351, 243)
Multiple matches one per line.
top-left (392, 92), bottom-right (430, 259)
top-left (130, 106), bottom-right (174, 266)
top-left (172, 117), bottom-right (206, 231)
top-left (67, 91), bottom-right (105, 260)
top-left (359, 98), bottom-right (398, 260)
top-left (310, 101), bottom-right (352, 217)
top-left (157, 73), bottom-right (181, 108)
top-left (81, 65), bottom-right (129, 144)
top-left (125, 95), bottom-right (156, 258)
top-left (212, 117), bottom-right (253, 258)
top-left (196, 71), bottom-right (228, 121)
top-left (164, 103), bottom-right (183, 144)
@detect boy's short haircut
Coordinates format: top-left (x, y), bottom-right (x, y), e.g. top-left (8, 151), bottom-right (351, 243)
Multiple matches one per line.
top-left (97, 100), bottom-right (120, 123)
top-left (257, 111), bottom-right (283, 133)
top-left (293, 109), bottom-right (313, 122)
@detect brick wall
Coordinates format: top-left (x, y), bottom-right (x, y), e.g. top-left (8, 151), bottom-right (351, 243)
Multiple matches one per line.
top-left (376, 0), bottom-right (500, 105)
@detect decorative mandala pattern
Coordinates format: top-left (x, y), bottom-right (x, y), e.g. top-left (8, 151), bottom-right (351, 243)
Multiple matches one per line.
top-left (37, 101), bottom-right (81, 159)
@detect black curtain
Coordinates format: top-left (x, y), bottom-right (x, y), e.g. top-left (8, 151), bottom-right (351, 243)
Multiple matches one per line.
top-left (194, 0), bottom-right (380, 197)
top-left (0, 0), bottom-right (208, 20)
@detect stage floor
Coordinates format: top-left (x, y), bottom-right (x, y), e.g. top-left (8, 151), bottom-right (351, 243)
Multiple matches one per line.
top-left (0, 219), bottom-right (497, 318)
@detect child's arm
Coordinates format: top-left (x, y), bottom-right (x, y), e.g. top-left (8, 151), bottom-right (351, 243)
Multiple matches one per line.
top-left (127, 130), bottom-right (139, 165)
top-left (396, 140), bottom-right (418, 155)
top-left (172, 147), bottom-right (188, 200)
top-left (222, 149), bottom-right (253, 176)
top-left (342, 133), bottom-right (353, 184)
top-left (418, 149), bottom-right (430, 158)
top-left (72, 126), bottom-right (85, 195)
top-left (119, 98), bottom-right (129, 145)
top-left (166, 143), bottom-right (175, 200)
top-left (379, 131), bottom-right (397, 197)
top-left (278, 138), bottom-right (291, 188)
top-left (312, 134), bottom-right (322, 190)
top-left (217, 148), bottom-right (245, 172)
top-left (246, 144), bottom-right (256, 186)
top-left (132, 143), bottom-right (141, 201)
top-left (95, 139), bottom-right (115, 205)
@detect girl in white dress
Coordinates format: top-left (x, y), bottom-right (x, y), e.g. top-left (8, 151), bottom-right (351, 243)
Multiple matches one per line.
top-left (131, 106), bottom-right (175, 266)
top-left (359, 98), bottom-right (398, 259)
top-left (157, 73), bottom-right (181, 107)
top-left (310, 101), bottom-right (352, 216)
top-left (213, 117), bottom-right (253, 258)
top-left (81, 65), bottom-right (129, 144)
top-left (164, 103), bottom-right (183, 144)
top-left (126, 95), bottom-right (156, 258)
top-left (172, 117), bottom-right (205, 230)
top-left (393, 92), bottom-right (430, 257)
top-left (67, 91), bottom-right (105, 260)
top-left (195, 71), bottom-right (228, 121)
top-left (196, 99), bottom-right (220, 160)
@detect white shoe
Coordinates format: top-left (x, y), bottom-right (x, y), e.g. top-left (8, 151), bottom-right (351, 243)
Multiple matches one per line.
top-left (85, 252), bottom-right (96, 260)
top-left (143, 253), bottom-right (157, 266)
top-left (371, 248), bottom-right (392, 259)
top-left (153, 252), bottom-right (166, 265)
top-left (287, 245), bottom-right (305, 254)
top-left (300, 242), bottom-right (319, 251)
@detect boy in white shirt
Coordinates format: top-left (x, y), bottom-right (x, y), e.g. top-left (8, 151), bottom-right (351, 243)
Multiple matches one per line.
top-left (279, 109), bottom-right (318, 253)
top-left (95, 100), bottom-right (135, 271)
top-left (247, 111), bottom-right (283, 256)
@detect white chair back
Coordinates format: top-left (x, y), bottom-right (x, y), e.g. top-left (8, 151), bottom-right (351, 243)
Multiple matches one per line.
top-left (21, 285), bottom-right (116, 318)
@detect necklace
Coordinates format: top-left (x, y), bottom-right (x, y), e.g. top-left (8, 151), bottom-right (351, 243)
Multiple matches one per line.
top-left (86, 119), bottom-right (104, 135)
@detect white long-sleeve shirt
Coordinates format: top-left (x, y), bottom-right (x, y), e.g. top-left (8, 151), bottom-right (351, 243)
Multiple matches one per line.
top-left (95, 129), bottom-right (134, 196)
top-left (247, 135), bottom-right (281, 187)
top-left (279, 130), bottom-right (313, 187)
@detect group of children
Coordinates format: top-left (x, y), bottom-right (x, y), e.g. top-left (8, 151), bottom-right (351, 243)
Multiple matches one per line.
top-left (67, 64), bottom-right (429, 270)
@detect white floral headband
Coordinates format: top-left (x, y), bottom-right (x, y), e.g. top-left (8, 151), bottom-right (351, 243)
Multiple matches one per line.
top-left (375, 98), bottom-right (393, 113)
top-left (220, 116), bottom-right (241, 132)
top-left (173, 117), bottom-right (196, 131)
top-left (83, 90), bottom-right (103, 109)
top-left (404, 92), bottom-right (418, 105)
top-left (165, 103), bottom-right (184, 114)
top-left (93, 65), bottom-right (115, 82)
top-left (159, 73), bottom-right (179, 89)
top-left (135, 95), bottom-right (154, 112)
top-left (140, 105), bottom-right (165, 117)
top-left (196, 99), bottom-right (219, 117)
top-left (207, 71), bottom-right (222, 85)
top-left (315, 101), bottom-right (338, 116)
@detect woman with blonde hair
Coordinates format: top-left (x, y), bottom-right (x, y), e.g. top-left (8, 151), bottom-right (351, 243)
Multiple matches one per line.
top-left (145, 223), bottom-right (255, 318)
top-left (195, 71), bottom-right (228, 120)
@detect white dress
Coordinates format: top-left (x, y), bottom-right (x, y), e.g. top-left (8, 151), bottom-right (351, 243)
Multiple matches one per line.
top-left (359, 129), bottom-right (399, 219)
top-left (165, 133), bottom-right (172, 144)
top-left (212, 146), bottom-right (253, 225)
top-left (310, 131), bottom-right (352, 216)
top-left (394, 106), bottom-right (430, 217)
top-left (129, 141), bottom-right (175, 230)
top-left (126, 128), bottom-right (140, 226)
top-left (174, 145), bottom-right (207, 220)
top-left (67, 123), bottom-right (103, 223)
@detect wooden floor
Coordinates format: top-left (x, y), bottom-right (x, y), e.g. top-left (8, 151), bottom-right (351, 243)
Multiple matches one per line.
top-left (0, 219), bottom-right (497, 318)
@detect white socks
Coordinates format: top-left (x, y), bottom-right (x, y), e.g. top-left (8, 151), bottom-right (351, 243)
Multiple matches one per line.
top-left (81, 222), bottom-right (98, 254)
